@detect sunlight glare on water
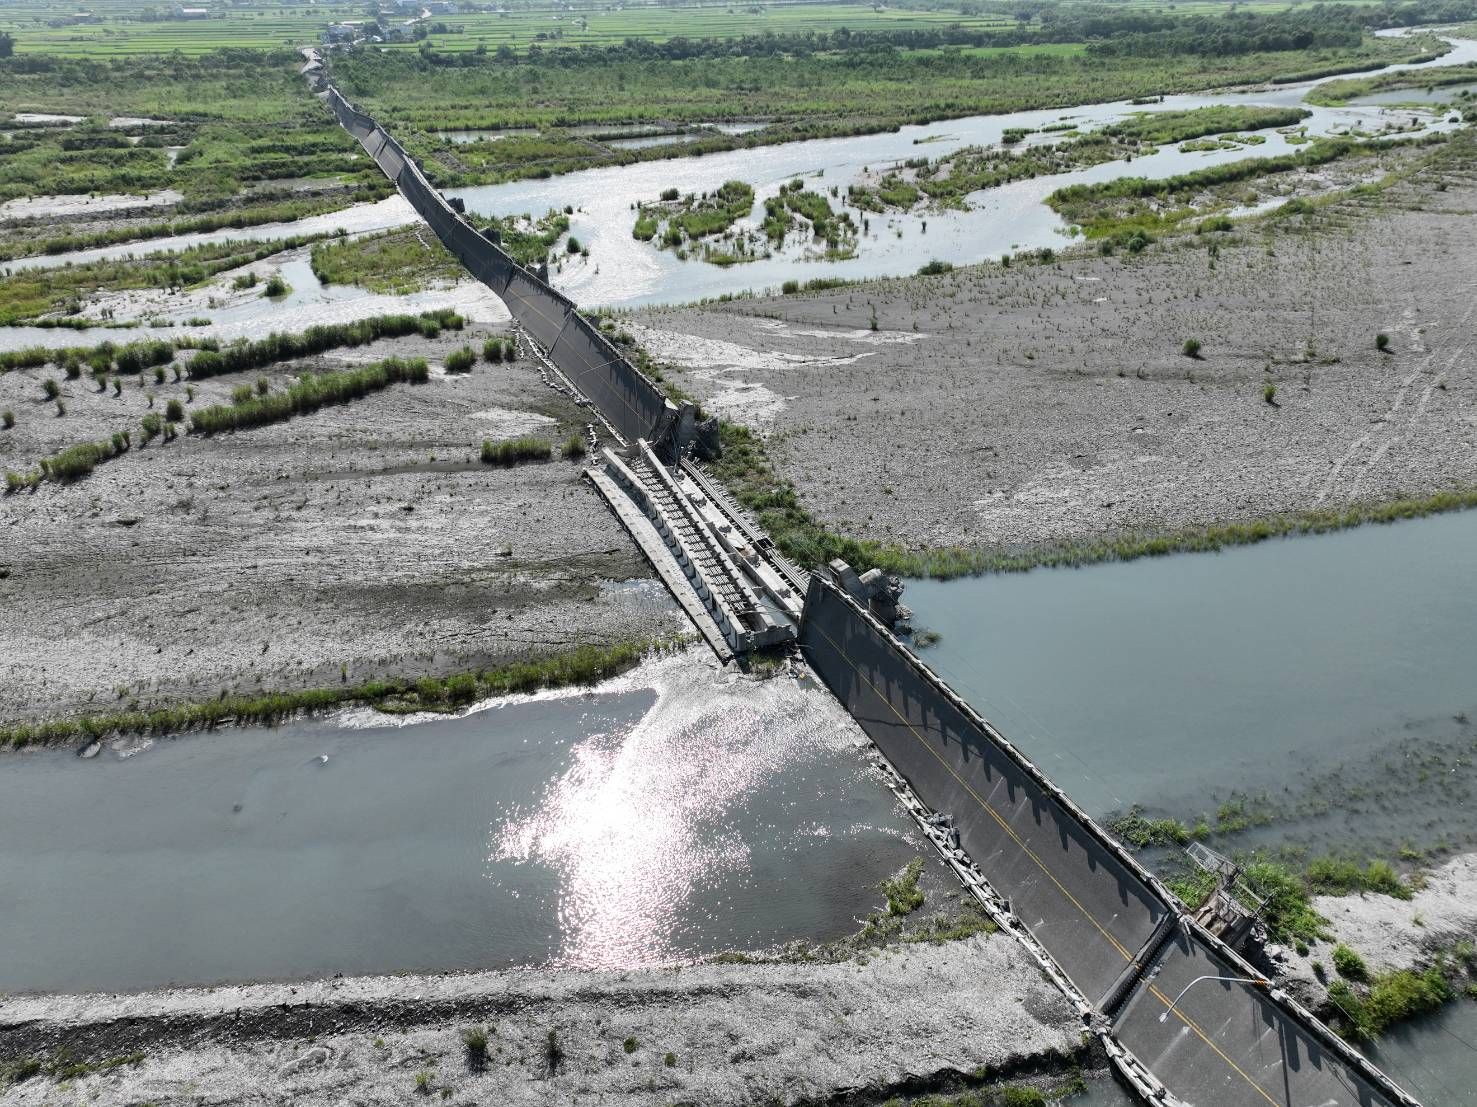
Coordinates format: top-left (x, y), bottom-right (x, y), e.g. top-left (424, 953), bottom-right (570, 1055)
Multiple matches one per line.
top-left (493, 649), bottom-right (871, 968)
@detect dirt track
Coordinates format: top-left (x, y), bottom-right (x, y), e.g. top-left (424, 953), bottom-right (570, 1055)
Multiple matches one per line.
top-left (634, 132), bottom-right (1477, 553)
top-left (0, 324), bottom-right (676, 727)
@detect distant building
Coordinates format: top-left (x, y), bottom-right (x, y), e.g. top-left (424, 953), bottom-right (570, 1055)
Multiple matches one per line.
top-left (424, 1), bottom-right (455, 13)
top-left (68, 11), bottom-right (104, 23)
top-left (172, 6), bottom-right (209, 18)
top-left (324, 21), bottom-right (361, 41)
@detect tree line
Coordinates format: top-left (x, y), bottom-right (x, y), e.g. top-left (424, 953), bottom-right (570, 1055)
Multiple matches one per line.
top-left (393, 0), bottom-right (1477, 70)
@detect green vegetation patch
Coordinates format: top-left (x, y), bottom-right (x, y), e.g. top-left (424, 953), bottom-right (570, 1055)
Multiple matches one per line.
top-left (0, 235), bottom-right (322, 325)
top-left (189, 357), bottom-right (429, 434)
top-left (1307, 62), bottom-right (1477, 105)
top-left (634, 180), bottom-right (760, 264)
top-left (1, 640), bottom-right (668, 748)
top-left (882, 857), bottom-right (926, 916)
top-left (481, 435), bottom-right (552, 466)
top-left (1328, 965), bottom-right (1453, 1041)
top-left (187, 310), bottom-right (462, 379)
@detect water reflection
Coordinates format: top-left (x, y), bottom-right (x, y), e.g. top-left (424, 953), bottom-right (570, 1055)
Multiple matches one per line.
top-left (494, 649), bottom-right (899, 967)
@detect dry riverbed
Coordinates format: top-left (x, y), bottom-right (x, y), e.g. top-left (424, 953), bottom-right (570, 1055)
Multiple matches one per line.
top-left (634, 134), bottom-right (1477, 554)
top-left (0, 323), bottom-right (677, 726)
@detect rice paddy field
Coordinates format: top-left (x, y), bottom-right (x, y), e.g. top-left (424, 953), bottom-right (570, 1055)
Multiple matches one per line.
top-left (0, 0), bottom-right (1393, 58)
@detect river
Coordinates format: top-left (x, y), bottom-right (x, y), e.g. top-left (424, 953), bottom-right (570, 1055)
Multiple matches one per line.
top-left (0, 648), bottom-right (919, 996)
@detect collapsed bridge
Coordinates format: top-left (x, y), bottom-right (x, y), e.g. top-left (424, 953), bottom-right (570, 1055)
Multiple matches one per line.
top-left (314, 65), bottom-right (1423, 1107)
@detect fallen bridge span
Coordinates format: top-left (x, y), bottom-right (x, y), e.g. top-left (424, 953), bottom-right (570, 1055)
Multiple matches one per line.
top-left (313, 64), bottom-right (1423, 1107)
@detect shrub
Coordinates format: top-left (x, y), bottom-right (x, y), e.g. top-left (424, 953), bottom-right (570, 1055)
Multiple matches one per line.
top-left (263, 274), bottom-right (290, 298)
top-left (562, 433), bottom-right (587, 459)
top-left (153, 366), bottom-right (166, 384)
top-left (140, 412), bottom-right (163, 443)
top-left (483, 338), bottom-right (504, 363)
top-left (1, 410), bottom-right (12, 429)
top-left (233, 271), bottom-right (259, 290)
top-left (481, 436), bottom-right (551, 465)
top-left (622, 1037), bottom-right (638, 1054)
top-left (1264, 382), bottom-right (1278, 405)
top-left (663, 1052), bottom-right (676, 1067)
top-left (1182, 338), bottom-right (1202, 358)
top-left (445, 346), bottom-right (476, 374)
top-left (1333, 944), bottom-right (1369, 982)
top-left (503, 339), bottom-right (517, 361)
top-left (917, 259), bottom-right (953, 276)
top-left (1376, 333), bottom-right (1391, 352)
top-left (255, 376), bottom-right (270, 396)
top-left (566, 236), bottom-right (582, 254)
top-left (781, 279), bottom-right (800, 294)
top-left (42, 378), bottom-right (60, 400)
top-left (545, 1030), bottom-right (564, 1073)
top-left (660, 187), bottom-right (679, 201)
top-left (231, 385), bottom-right (255, 405)
top-left (166, 399), bottom-right (185, 423)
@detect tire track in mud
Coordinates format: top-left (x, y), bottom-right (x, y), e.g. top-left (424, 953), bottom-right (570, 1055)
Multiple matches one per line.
top-left (1321, 283), bottom-right (1477, 504)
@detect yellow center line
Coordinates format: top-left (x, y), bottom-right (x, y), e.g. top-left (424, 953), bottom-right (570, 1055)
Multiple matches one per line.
top-left (806, 614), bottom-right (1137, 963)
top-left (805, 603), bottom-right (1290, 1107)
top-left (1148, 983), bottom-right (1281, 1107)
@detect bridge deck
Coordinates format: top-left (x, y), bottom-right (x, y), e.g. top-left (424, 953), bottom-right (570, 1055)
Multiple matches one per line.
top-left (1116, 930), bottom-right (1396, 1107)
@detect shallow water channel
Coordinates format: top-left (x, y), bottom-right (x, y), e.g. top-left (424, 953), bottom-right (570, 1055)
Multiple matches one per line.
top-left (0, 650), bottom-right (919, 996)
top-left (905, 509), bottom-right (1477, 856)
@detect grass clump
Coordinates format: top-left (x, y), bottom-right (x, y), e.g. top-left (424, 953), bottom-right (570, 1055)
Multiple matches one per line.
top-left (462, 1026), bottom-right (489, 1069)
top-left (1182, 337), bottom-right (1202, 358)
top-left (1333, 943), bottom-right (1369, 982)
top-left (481, 436), bottom-right (551, 466)
top-left (262, 273), bottom-right (290, 298)
top-left (1109, 806), bottom-right (1206, 848)
top-left (445, 346), bottom-right (476, 373)
top-left (483, 337), bottom-right (504, 362)
top-left (622, 1036), bottom-right (638, 1054)
top-left (190, 358), bottom-right (429, 434)
top-left (2, 410), bottom-right (13, 429)
top-left (561, 432), bottom-right (588, 459)
top-left (1327, 965), bottom-right (1452, 1041)
top-left (882, 857), bottom-right (926, 916)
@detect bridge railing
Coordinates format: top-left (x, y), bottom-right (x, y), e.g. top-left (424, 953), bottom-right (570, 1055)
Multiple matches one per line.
top-left (321, 84), bottom-right (679, 450)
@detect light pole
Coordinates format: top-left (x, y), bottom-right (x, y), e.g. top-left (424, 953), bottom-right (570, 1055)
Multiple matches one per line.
top-left (1158, 974), bottom-right (1269, 1023)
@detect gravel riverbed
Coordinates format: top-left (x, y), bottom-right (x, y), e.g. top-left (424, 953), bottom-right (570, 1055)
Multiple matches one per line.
top-left (0, 931), bottom-right (1086, 1106)
top-left (0, 323), bottom-right (676, 726)
top-left (634, 133), bottom-right (1477, 553)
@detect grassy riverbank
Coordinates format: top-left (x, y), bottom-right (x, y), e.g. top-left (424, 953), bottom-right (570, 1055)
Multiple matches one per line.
top-left (0, 639), bottom-right (670, 748)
